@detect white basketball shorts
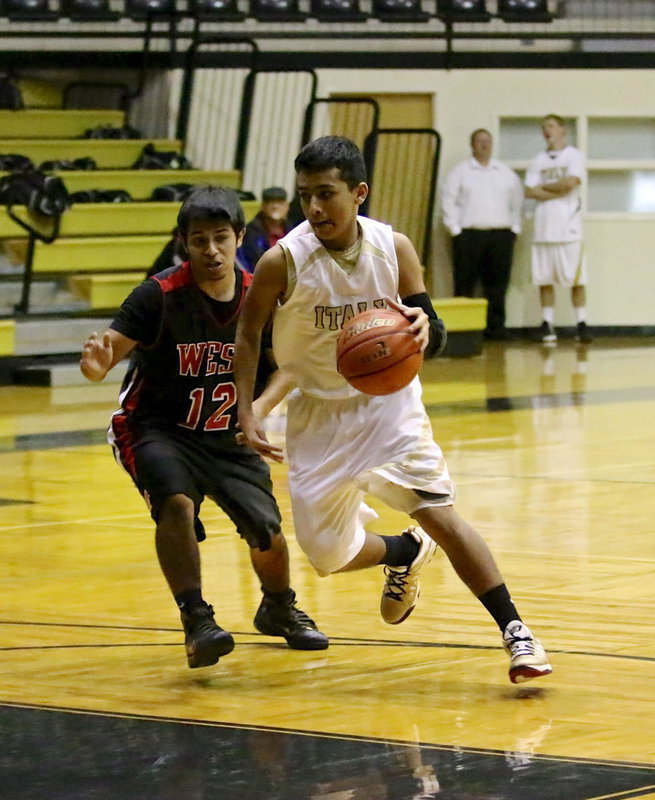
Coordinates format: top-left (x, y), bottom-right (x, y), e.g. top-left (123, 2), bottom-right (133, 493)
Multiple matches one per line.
top-left (284, 378), bottom-right (455, 576)
top-left (531, 241), bottom-right (587, 287)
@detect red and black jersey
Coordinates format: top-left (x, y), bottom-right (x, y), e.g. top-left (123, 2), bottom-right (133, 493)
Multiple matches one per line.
top-left (110, 262), bottom-right (272, 440)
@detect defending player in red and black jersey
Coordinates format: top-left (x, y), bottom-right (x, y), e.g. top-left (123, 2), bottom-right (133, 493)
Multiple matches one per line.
top-left (80, 185), bottom-right (328, 669)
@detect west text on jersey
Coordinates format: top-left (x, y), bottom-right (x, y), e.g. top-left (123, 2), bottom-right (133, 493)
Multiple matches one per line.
top-left (177, 342), bottom-right (234, 377)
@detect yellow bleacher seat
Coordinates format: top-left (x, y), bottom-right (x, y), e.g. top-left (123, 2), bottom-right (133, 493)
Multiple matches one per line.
top-left (0, 319), bottom-right (15, 356)
top-left (0, 110), bottom-right (125, 139)
top-left (32, 235), bottom-right (169, 273)
top-left (433, 297), bottom-right (488, 332)
top-left (69, 272), bottom-right (146, 309)
top-left (17, 79), bottom-right (64, 109)
top-left (0, 199), bottom-right (260, 240)
top-left (59, 169), bottom-right (243, 199)
top-left (431, 297), bottom-right (488, 357)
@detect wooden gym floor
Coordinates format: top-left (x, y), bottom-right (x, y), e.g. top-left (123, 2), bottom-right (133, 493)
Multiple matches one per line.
top-left (1, 337), bottom-right (654, 799)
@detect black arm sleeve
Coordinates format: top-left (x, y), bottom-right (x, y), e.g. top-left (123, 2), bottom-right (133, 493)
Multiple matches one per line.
top-left (401, 291), bottom-right (447, 359)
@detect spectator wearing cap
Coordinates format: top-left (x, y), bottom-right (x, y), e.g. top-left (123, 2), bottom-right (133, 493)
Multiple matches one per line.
top-left (238, 186), bottom-right (292, 273)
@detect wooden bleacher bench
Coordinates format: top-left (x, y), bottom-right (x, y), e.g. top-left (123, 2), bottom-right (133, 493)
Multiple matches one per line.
top-left (0, 139), bottom-right (182, 169)
top-left (0, 109), bottom-right (126, 139)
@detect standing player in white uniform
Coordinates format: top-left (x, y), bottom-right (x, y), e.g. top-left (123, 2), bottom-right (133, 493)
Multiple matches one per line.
top-left (525, 114), bottom-right (591, 344)
top-left (235, 136), bottom-right (552, 683)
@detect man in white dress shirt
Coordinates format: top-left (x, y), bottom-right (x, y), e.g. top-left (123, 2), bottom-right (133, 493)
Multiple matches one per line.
top-left (524, 114), bottom-right (591, 344)
top-left (442, 128), bottom-right (523, 340)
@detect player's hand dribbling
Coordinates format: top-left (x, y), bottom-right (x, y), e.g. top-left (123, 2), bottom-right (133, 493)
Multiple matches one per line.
top-left (80, 331), bottom-right (113, 382)
top-left (387, 298), bottom-right (430, 354)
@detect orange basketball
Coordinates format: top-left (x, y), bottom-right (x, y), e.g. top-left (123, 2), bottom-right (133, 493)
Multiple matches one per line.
top-left (336, 307), bottom-right (423, 396)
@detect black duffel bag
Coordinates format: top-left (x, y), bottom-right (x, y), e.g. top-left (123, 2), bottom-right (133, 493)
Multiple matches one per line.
top-left (133, 144), bottom-right (193, 170)
top-left (0, 169), bottom-right (70, 216)
top-left (150, 183), bottom-right (195, 202)
top-left (69, 189), bottom-right (132, 203)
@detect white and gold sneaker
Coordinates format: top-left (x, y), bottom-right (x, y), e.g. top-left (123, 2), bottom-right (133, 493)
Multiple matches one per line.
top-left (503, 620), bottom-right (552, 683)
top-left (380, 527), bottom-right (437, 624)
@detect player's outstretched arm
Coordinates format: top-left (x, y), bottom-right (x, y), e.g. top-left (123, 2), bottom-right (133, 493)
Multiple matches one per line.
top-left (234, 245), bottom-right (288, 461)
top-left (80, 329), bottom-right (136, 382)
top-left (253, 369), bottom-right (295, 420)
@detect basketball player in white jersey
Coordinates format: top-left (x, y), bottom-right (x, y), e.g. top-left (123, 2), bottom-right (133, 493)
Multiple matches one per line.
top-left (525, 114), bottom-right (592, 344)
top-left (235, 136), bottom-right (551, 683)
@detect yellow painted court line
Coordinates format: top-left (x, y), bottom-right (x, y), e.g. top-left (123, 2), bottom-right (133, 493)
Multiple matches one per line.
top-left (587, 786), bottom-right (655, 800)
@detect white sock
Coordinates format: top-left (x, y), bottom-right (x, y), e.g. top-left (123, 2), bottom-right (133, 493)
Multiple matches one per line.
top-left (575, 307), bottom-right (586, 323)
top-left (542, 307), bottom-right (554, 324)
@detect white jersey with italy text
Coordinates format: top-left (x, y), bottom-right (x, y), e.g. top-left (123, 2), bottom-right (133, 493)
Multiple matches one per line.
top-left (525, 145), bottom-right (585, 243)
top-left (273, 216), bottom-right (399, 400)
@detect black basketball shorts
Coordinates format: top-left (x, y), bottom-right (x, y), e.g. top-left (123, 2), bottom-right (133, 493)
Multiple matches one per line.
top-left (130, 427), bottom-right (282, 551)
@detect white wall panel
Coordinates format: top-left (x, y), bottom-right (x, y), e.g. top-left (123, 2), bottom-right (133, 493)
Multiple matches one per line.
top-left (241, 71), bottom-right (315, 197)
top-left (182, 68), bottom-right (248, 171)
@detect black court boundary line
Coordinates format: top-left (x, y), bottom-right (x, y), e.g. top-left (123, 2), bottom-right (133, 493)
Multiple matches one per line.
top-left (0, 620), bottom-right (653, 663)
top-left (1, 700), bottom-right (654, 773)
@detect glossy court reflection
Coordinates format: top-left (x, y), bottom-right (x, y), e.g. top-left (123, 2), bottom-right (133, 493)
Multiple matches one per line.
top-left (3, 705), bottom-right (655, 799)
top-left (0, 339), bottom-right (654, 799)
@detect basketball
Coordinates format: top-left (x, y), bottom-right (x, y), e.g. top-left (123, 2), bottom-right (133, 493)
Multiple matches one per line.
top-left (336, 307), bottom-right (423, 395)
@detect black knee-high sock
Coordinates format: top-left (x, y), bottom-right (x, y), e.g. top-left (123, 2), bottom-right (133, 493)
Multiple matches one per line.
top-left (378, 533), bottom-right (420, 567)
top-left (478, 584), bottom-right (521, 632)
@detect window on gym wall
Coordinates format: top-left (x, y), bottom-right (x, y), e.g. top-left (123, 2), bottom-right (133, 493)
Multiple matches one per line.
top-left (499, 115), bottom-right (655, 214)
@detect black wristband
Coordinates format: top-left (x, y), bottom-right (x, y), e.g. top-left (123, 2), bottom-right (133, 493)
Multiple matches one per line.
top-left (401, 292), bottom-right (447, 358)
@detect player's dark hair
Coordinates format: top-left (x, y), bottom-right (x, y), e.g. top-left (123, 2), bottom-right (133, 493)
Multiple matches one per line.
top-left (177, 185), bottom-right (245, 237)
top-left (294, 136), bottom-right (367, 188)
top-left (542, 114), bottom-right (566, 128)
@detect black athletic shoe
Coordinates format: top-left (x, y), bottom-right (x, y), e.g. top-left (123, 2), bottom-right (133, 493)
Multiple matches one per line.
top-left (254, 590), bottom-right (329, 650)
top-left (576, 321), bottom-right (593, 344)
top-left (180, 603), bottom-right (235, 668)
top-left (538, 321), bottom-right (557, 343)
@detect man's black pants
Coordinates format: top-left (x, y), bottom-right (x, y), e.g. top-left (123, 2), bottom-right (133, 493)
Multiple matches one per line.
top-left (452, 228), bottom-right (516, 334)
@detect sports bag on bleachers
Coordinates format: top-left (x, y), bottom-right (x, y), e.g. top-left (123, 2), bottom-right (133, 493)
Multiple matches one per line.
top-left (0, 74), bottom-right (24, 110)
top-left (0, 154), bottom-right (34, 172)
top-left (150, 183), bottom-right (194, 202)
top-left (132, 143), bottom-right (193, 170)
top-left (0, 170), bottom-right (70, 217)
top-left (69, 189), bottom-right (132, 203)
top-left (40, 157), bottom-right (98, 172)
top-left (83, 124), bottom-right (142, 140)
